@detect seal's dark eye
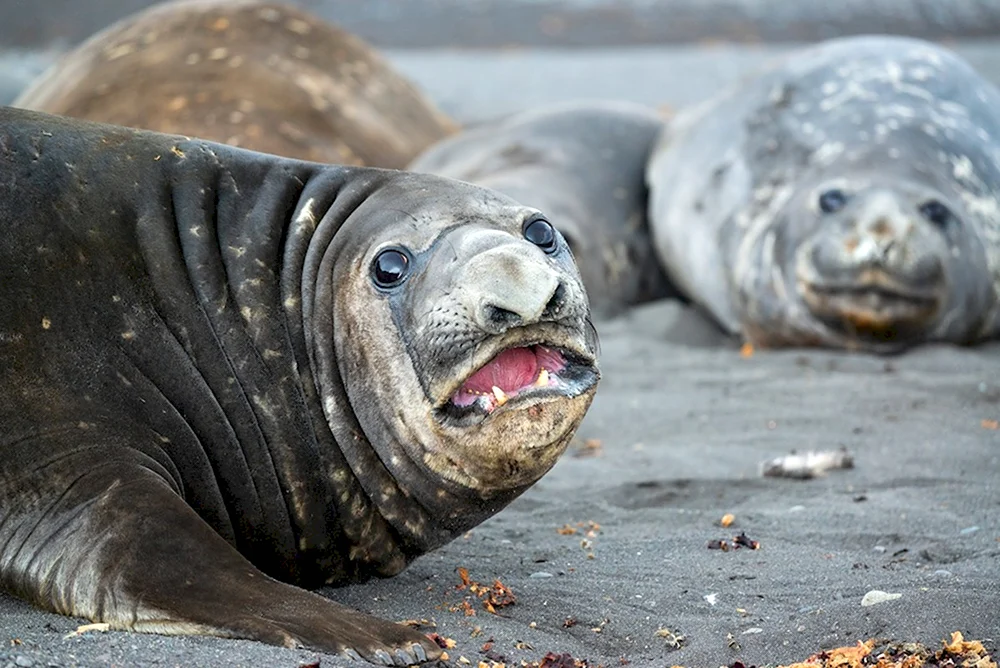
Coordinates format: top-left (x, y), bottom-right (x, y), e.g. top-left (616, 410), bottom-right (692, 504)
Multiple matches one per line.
top-left (523, 217), bottom-right (558, 254)
top-left (919, 199), bottom-right (952, 227)
top-left (818, 188), bottom-right (848, 214)
top-left (371, 248), bottom-right (410, 288)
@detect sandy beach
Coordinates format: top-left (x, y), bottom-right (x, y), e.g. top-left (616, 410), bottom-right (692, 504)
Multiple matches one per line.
top-left (1, 300), bottom-right (997, 667)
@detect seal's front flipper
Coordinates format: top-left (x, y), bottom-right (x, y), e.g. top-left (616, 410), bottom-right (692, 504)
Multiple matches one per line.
top-left (0, 454), bottom-right (440, 666)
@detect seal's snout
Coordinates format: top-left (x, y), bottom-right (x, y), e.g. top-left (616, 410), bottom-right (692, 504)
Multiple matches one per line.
top-left (848, 193), bottom-right (914, 268)
top-left (796, 188), bottom-right (953, 342)
top-left (422, 230), bottom-right (598, 426)
top-left (806, 189), bottom-right (947, 286)
top-left (465, 245), bottom-right (563, 333)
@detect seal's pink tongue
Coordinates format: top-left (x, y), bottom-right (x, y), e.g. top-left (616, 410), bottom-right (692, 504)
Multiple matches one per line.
top-left (460, 347), bottom-right (539, 395)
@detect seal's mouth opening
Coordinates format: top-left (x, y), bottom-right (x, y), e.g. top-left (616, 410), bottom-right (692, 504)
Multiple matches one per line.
top-left (801, 281), bottom-right (941, 342)
top-left (438, 343), bottom-right (597, 423)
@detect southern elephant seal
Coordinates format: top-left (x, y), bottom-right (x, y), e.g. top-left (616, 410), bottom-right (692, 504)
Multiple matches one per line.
top-left (646, 35), bottom-right (1000, 352)
top-left (12, 0), bottom-right (457, 168)
top-left (409, 100), bottom-right (676, 318)
top-left (0, 106), bottom-right (599, 665)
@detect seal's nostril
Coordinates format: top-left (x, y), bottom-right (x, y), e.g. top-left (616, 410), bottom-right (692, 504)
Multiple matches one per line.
top-left (482, 304), bottom-right (522, 330)
top-left (543, 282), bottom-right (567, 318)
top-left (870, 218), bottom-right (892, 238)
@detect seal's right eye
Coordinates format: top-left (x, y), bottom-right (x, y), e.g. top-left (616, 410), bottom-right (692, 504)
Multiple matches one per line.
top-left (371, 248), bottom-right (411, 289)
top-left (818, 189), bottom-right (848, 214)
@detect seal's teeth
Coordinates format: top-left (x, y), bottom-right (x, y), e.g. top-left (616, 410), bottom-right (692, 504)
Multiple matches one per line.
top-left (492, 386), bottom-right (508, 406)
top-left (535, 368), bottom-right (549, 387)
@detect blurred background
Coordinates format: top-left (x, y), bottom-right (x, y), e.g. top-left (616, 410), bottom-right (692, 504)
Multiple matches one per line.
top-left (3, 0), bottom-right (1000, 124)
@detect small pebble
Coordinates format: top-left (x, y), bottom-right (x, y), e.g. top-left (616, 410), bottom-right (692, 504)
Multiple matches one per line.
top-left (15, 657), bottom-right (34, 668)
top-left (704, 593), bottom-right (718, 606)
top-left (529, 571), bottom-right (554, 579)
top-left (959, 526), bottom-right (980, 535)
top-left (861, 589), bottom-right (902, 607)
top-left (932, 569), bottom-right (953, 577)
top-left (742, 627), bottom-right (763, 634)
top-left (873, 545), bottom-right (887, 553)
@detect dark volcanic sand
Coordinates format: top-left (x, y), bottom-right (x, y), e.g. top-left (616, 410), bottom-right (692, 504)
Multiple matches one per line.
top-left (2, 301), bottom-right (997, 667)
top-left (0, 5), bottom-right (998, 668)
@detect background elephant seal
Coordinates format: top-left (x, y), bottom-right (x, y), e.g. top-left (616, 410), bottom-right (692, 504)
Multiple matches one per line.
top-left (646, 35), bottom-right (1000, 352)
top-left (0, 106), bottom-right (598, 665)
top-left (409, 100), bottom-right (676, 318)
top-left (12, 0), bottom-right (457, 168)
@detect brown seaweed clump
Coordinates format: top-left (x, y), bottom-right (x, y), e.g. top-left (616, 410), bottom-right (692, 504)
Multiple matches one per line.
top-left (778, 632), bottom-right (996, 668)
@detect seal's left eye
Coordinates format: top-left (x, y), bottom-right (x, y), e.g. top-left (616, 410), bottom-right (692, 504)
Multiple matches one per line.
top-left (919, 199), bottom-right (952, 227)
top-left (818, 189), bottom-right (848, 214)
top-left (371, 248), bottom-right (411, 288)
top-left (523, 217), bottom-right (559, 254)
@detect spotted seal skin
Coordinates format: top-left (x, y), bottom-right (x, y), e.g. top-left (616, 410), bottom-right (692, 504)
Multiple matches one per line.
top-left (646, 35), bottom-right (1000, 352)
top-left (409, 100), bottom-right (676, 318)
top-left (12, 0), bottom-right (457, 169)
top-left (0, 106), bottom-right (599, 665)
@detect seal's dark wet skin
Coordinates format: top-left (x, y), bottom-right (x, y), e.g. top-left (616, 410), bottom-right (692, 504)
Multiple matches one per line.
top-left (0, 106), bottom-right (598, 665)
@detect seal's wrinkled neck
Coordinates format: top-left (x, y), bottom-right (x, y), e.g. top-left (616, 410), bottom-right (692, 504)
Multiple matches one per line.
top-left (147, 140), bottom-right (419, 586)
top-left (286, 170), bottom-right (456, 584)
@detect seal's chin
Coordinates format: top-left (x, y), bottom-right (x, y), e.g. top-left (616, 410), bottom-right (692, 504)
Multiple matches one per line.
top-left (799, 279), bottom-right (942, 343)
top-left (437, 343), bottom-right (597, 425)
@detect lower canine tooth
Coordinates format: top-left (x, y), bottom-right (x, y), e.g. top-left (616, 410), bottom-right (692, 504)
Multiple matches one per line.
top-left (492, 386), bottom-right (508, 406)
top-left (535, 368), bottom-right (549, 387)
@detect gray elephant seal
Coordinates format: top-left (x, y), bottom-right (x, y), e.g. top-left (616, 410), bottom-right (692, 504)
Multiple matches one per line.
top-left (12, 0), bottom-right (457, 169)
top-left (647, 35), bottom-right (1000, 352)
top-left (409, 100), bottom-right (676, 318)
top-left (0, 106), bottom-right (599, 665)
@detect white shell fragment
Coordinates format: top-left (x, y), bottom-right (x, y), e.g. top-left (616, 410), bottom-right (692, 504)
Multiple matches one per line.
top-left (760, 448), bottom-right (854, 479)
top-left (64, 622), bottom-right (111, 638)
top-left (861, 589), bottom-right (903, 607)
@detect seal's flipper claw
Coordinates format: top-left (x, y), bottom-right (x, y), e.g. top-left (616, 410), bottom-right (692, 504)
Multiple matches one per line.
top-left (373, 649), bottom-right (395, 665)
top-left (342, 649), bottom-right (363, 661)
top-left (411, 643), bottom-right (428, 662)
top-left (344, 624), bottom-right (441, 665)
